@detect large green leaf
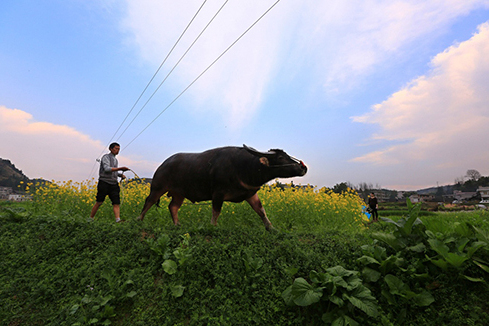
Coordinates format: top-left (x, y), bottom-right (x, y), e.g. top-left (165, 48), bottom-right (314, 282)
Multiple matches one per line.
top-left (281, 285), bottom-right (295, 306)
top-left (429, 257), bottom-right (448, 270)
top-left (329, 294), bottom-right (344, 307)
top-left (310, 270), bottom-right (329, 284)
top-left (463, 275), bottom-right (486, 283)
top-left (357, 255), bottom-right (380, 266)
top-left (402, 209), bottom-right (421, 236)
top-left (384, 274), bottom-right (409, 294)
top-left (162, 259), bottom-right (178, 275)
top-left (379, 255), bottom-right (402, 275)
top-left (467, 242), bottom-right (486, 257)
top-left (456, 238), bottom-right (470, 253)
top-left (327, 265), bottom-right (358, 278)
top-left (472, 225), bottom-right (489, 243)
top-left (361, 267), bottom-right (381, 282)
top-left (170, 284), bottom-right (185, 298)
top-left (411, 290), bottom-right (435, 306)
top-left (330, 315), bottom-right (360, 326)
top-left (407, 242), bottom-right (426, 253)
top-left (373, 245), bottom-right (387, 261)
top-left (372, 233), bottom-right (405, 251)
top-left (473, 257), bottom-right (489, 273)
top-left (428, 238), bottom-right (449, 257)
top-left (290, 278), bottom-right (323, 306)
top-left (381, 288), bottom-right (396, 305)
top-left (344, 286), bottom-right (379, 317)
top-left (379, 217), bottom-right (402, 229)
top-left (445, 253), bottom-right (468, 268)
top-left (331, 275), bottom-right (349, 289)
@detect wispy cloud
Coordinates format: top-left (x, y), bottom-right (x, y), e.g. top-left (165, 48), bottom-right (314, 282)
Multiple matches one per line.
top-left (351, 22), bottom-right (489, 174)
top-left (287, 0), bottom-right (489, 92)
top-left (121, 0), bottom-right (489, 128)
top-left (121, 0), bottom-right (283, 129)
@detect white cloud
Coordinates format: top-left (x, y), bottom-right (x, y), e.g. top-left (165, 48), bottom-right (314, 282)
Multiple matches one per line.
top-left (287, 0), bottom-right (489, 92)
top-left (0, 106), bottom-right (105, 180)
top-left (120, 0), bottom-right (489, 128)
top-left (351, 22), bottom-right (489, 181)
top-left (0, 106), bottom-right (160, 182)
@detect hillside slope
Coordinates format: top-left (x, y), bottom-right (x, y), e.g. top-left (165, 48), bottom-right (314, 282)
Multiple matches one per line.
top-left (0, 158), bottom-right (30, 188)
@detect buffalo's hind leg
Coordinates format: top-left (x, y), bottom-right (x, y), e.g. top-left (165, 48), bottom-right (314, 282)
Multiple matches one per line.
top-left (137, 188), bottom-right (167, 221)
top-left (211, 196), bottom-right (224, 227)
top-left (246, 194), bottom-right (273, 231)
top-left (168, 194), bottom-right (185, 226)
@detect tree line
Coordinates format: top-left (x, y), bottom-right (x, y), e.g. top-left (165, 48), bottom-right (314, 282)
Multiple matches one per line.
top-left (331, 169), bottom-right (489, 201)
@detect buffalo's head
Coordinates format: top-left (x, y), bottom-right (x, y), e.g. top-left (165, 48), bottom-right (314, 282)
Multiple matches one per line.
top-left (243, 144), bottom-right (307, 178)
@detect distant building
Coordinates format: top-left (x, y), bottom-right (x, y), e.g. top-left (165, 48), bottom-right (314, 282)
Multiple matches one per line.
top-left (0, 186), bottom-right (13, 200)
top-left (372, 191), bottom-right (390, 202)
top-left (453, 190), bottom-right (477, 202)
top-left (396, 191), bottom-right (405, 201)
top-left (478, 187), bottom-right (489, 204)
top-left (8, 193), bottom-right (32, 202)
top-left (409, 194), bottom-right (434, 203)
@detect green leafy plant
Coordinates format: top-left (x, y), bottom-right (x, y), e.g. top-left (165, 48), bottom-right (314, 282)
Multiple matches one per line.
top-left (372, 198), bottom-right (426, 251)
top-left (146, 233), bottom-right (171, 260)
top-left (282, 265), bottom-right (378, 325)
top-left (70, 293), bottom-right (116, 325)
top-left (425, 223), bottom-right (489, 282)
top-left (381, 274), bottom-right (434, 307)
top-left (150, 233), bottom-right (193, 298)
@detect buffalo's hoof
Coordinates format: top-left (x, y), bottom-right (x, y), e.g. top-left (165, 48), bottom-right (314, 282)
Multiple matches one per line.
top-left (265, 225), bottom-right (276, 232)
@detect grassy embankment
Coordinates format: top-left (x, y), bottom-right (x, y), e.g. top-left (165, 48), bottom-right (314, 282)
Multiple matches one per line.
top-left (1, 181), bottom-right (489, 325)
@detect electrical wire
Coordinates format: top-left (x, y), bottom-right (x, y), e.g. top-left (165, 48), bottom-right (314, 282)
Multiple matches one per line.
top-left (116, 0), bottom-right (230, 142)
top-left (88, 0), bottom-right (209, 180)
top-left (108, 0), bottom-right (209, 144)
top-left (123, 0), bottom-right (282, 150)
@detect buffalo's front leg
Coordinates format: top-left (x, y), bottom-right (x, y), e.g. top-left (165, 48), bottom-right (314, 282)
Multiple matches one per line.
top-left (246, 194), bottom-right (273, 231)
top-left (169, 195), bottom-right (185, 226)
top-left (211, 196), bottom-right (224, 226)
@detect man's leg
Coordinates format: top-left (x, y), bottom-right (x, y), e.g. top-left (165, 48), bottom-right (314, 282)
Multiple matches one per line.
top-left (113, 204), bottom-right (121, 222)
top-left (107, 183), bottom-right (122, 222)
top-left (90, 202), bottom-right (103, 218)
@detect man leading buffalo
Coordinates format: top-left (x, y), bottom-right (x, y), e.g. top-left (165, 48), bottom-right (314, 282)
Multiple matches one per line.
top-left (90, 142), bottom-right (129, 222)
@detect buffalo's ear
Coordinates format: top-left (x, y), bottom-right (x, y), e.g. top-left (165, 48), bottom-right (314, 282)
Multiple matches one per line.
top-left (259, 157), bottom-right (269, 166)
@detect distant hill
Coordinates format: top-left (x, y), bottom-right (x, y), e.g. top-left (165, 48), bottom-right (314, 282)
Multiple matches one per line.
top-left (417, 185), bottom-right (454, 195)
top-left (0, 158), bottom-right (30, 188)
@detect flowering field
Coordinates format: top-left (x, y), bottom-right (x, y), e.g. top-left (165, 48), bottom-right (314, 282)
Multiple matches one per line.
top-left (28, 179), bottom-right (368, 233)
top-left (4, 180), bottom-right (489, 325)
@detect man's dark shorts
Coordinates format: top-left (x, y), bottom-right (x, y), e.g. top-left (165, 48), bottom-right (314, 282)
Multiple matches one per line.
top-left (96, 180), bottom-right (120, 205)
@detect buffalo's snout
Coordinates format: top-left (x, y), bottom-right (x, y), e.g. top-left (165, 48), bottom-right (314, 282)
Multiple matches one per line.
top-left (299, 161), bottom-right (308, 175)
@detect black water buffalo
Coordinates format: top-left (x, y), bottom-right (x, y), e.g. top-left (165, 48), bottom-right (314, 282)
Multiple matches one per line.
top-left (137, 145), bottom-right (307, 230)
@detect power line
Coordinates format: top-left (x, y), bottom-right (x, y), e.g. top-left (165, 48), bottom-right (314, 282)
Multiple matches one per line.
top-left (108, 0), bottom-right (209, 144)
top-left (116, 0), bottom-right (230, 142)
top-left (124, 0), bottom-right (282, 150)
top-left (88, 0), bottom-right (209, 180)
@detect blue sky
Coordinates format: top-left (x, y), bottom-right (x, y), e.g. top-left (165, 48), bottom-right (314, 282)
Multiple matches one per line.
top-left (1, 0), bottom-right (489, 190)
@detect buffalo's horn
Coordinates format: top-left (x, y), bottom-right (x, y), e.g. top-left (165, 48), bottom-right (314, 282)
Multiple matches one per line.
top-left (243, 144), bottom-right (276, 156)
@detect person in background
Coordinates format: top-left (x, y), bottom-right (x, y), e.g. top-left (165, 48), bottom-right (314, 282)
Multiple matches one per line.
top-left (368, 192), bottom-right (379, 222)
top-left (90, 142), bottom-right (129, 222)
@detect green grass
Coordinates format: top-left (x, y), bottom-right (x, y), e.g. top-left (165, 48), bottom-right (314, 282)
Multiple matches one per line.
top-left (1, 201), bottom-right (489, 325)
